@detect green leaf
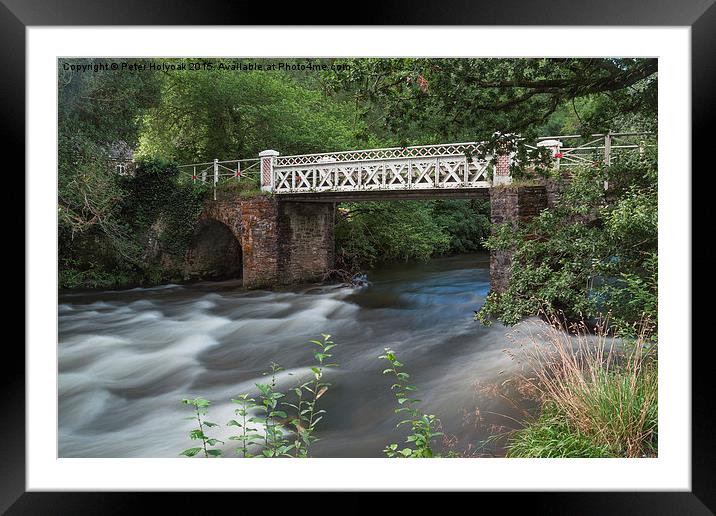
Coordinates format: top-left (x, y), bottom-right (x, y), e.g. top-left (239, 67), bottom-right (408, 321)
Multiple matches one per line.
top-left (180, 448), bottom-right (202, 457)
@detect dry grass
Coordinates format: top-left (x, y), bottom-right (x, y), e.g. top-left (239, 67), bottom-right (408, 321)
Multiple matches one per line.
top-left (507, 317), bottom-right (658, 458)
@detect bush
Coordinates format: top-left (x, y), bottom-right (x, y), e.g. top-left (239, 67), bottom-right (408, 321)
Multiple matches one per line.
top-left (335, 199), bottom-right (490, 271)
top-left (335, 201), bottom-right (450, 270)
top-left (58, 158), bottom-right (212, 289)
top-left (477, 154), bottom-right (657, 337)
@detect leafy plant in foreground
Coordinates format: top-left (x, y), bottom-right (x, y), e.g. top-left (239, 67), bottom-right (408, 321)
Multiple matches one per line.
top-left (180, 397), bottom-right (224, 457)
top-left (253, 362), bottom-right (293, 457)
top-left (284, 333), bottom-right (337, 457)
top-left (183, 335), bottom-right (338, 458)
top-left (380, 348), bottom-right (446, 458)
top-left (227, 394), bottom-right (262, 458)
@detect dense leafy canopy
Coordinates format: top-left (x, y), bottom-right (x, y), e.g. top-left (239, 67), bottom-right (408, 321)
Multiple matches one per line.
top-left (326, 58), bottom-right (657, 141)
top-left (137, 59), bottom-right (364, 163)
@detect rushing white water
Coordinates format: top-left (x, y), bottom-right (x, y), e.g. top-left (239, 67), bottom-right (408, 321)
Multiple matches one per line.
top-left (58, 253), bottom-right (544, 458)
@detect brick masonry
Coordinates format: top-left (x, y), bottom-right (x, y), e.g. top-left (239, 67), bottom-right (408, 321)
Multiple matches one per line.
top-left (278, 201), bottom-right (335, 284)
top-left (489, 185), bottom-right (549, 294)
top-left (240, 196), bottom-right (281, 287)
top-left (189, 196), bottom-right (334, 288)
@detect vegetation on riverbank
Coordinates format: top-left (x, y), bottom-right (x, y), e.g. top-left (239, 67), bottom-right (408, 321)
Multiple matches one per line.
top-left (506, 320), bottom-right (657, 458)
top-left (59, 159), bottom-right (209, 288)
top-left (335, 199), bottom-right (490, 271)
top-left (476, 153), bottom-right (657, 338)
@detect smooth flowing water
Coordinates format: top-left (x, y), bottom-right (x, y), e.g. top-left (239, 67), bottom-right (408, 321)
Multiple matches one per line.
top-left (58, 253), bottom-right (541, 458)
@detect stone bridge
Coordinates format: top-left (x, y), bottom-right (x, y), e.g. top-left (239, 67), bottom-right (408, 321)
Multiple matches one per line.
top-left (182, 133), bottom-right (652, 291)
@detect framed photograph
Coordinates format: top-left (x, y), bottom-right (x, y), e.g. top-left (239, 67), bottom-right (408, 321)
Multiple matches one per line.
top-left (11, 0), bottom-right (709, 512)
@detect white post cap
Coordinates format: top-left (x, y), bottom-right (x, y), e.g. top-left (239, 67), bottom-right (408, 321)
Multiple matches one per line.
top-left (536, 139), bottom-right (562, 148)
top-left (259, 149), bottom-right (280, 157)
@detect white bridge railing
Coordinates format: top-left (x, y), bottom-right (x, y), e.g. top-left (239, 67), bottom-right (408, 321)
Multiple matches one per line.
top-left (269, 142), bottom-right (497, 194)
top-left (170, 131), bottom-right (654, 198)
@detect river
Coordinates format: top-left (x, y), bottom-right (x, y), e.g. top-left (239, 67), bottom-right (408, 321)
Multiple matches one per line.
top-left (58, 252), bottom-right (540, 458)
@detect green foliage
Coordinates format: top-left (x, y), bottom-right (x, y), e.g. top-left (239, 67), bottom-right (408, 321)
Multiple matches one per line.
top-left (327, 58), bottom-right (657, 140)
top-left (119, 158), bottom-right (210, 257)
top-left (380, 348), bottom-right (451, 458)
top-left (506, 403), bottom-right (613, 458)
top-left (477, 154), bottom-right (657, 336)
top-left (284, 334), bottom-right (337, 457)
top-left (252, 362), bottom-right (294, 457)
top-left (227, 394), bottom-right (263, 458)
top-left (335, 200), bottom-right (490, 271)
top-left (432, 199), bottom-right (491, 253)
top-left (58, 59), bottom-right (161, 282)
top-left (180, 397), bottom-right (224, 458)
top-left (58, 157), bottom-right (210, 289)
top-left (137, 59), bottom-right (365, 163)
top-left (182, 335), bottom-right (337, 459)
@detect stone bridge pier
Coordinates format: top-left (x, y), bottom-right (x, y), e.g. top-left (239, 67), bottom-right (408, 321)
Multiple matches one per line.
top-left (186, 196), bottom-right (335, 287)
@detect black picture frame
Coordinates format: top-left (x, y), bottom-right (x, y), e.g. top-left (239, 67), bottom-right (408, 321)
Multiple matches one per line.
top-left (7, 0), bottom-right (708, 513)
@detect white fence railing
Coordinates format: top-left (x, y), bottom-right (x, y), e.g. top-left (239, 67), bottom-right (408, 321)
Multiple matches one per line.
top-left (171, 131), bottom-right (655, 197)
top-left (532, 131), bottom-right (655, 169)
top-left (177, 158), bottom-right (260, 199)
top-left (271, 142), bottom-right (495, 194)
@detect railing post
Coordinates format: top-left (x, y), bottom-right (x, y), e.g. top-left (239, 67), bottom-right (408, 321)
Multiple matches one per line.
top-left (213, 158), bottom-right (219, 200)
top-left (492, 153), bottom-right (513, 186)
top-left (536, 138), bottom-right (563, 171)
top-left (604, 132), bottom-right (612, 166)
top-left (259, 150), bottom-right (279, 192)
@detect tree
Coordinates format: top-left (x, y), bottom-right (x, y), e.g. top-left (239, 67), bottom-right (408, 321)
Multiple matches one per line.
top-left (326, 58), bottom-right (657, 140)
top-left (58, 59), bottom-right (162, 286)
top-left (335, 201), bottom-right (450, 270)
top-left (137, 59), bottom-right (365, 163)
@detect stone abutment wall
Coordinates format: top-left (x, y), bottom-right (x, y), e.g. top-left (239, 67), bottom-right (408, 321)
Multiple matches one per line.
top-left (489, 185), bottom-right (549, 294)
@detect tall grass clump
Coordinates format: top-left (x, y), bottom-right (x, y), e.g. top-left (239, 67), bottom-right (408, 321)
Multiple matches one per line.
top-left (507, 318), bottom-right (657, 458)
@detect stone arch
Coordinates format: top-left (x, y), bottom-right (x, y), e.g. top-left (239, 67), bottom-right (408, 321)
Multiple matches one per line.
top-left (185, 213), bottom-right (243, 281)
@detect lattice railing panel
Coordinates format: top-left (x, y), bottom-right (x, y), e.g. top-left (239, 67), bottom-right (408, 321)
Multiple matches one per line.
top-left (274, 142), bottom-right (484, 167)
top-left (273, 155), bottom-right (492, 194)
